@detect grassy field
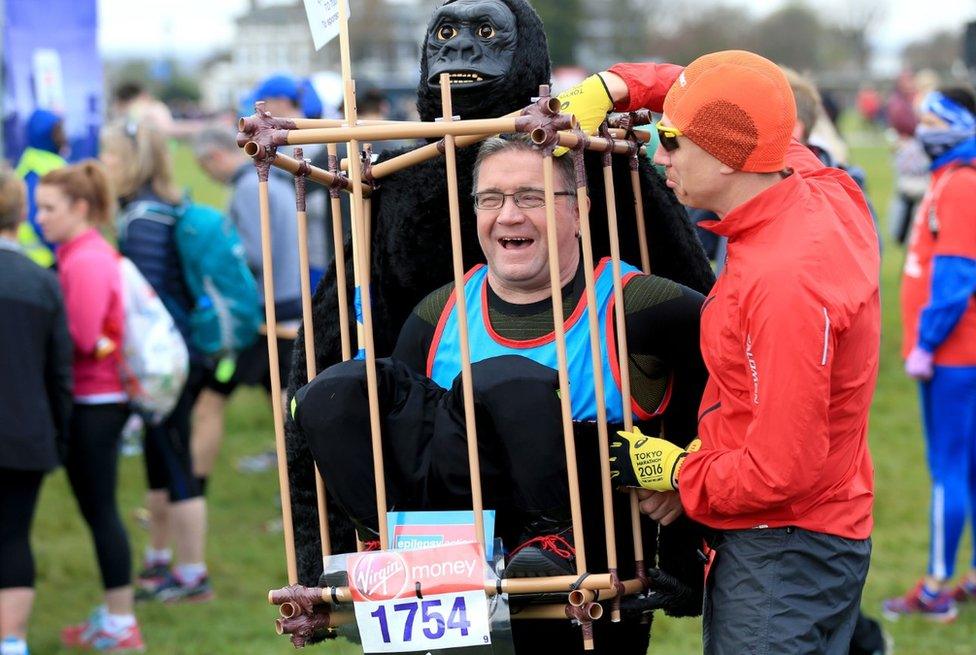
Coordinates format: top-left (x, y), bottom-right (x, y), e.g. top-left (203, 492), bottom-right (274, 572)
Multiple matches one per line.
top-left (21, 132), bottom-right (976, 654)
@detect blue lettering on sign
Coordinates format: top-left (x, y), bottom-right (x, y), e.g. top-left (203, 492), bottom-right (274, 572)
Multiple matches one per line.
top-left (394, 536), bottom-right (444, 550)
top-left (368, 597), bottom-right (471, 644)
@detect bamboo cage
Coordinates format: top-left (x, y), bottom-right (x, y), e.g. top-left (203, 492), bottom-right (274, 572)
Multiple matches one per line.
top-left (239, 6), bottom-right (671, 651)
top-left (241, 81), bottom-right (668, 650)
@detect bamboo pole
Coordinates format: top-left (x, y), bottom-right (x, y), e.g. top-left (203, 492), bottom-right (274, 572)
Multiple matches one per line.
top-left (256, 168), bottom-right (298, 584)
top-left (439, 75), bottom-right (486, 549)
top-left (541, 154), bottom-right (587, 575)
top-left (327, 144), bottom-right (352, 362)
top-left (338, 110), bottom-right (524, 175)
top-left (293, 148), bottom-right (332, 557)
top-left (338, 0), bottom-right (388, 549)
top-left (514, 603), bottom-right (602, 622)
top-left (260, 148), bottom-right (372, 198)
top-left (567, 577), bottom-right (646, 606)
top-left (536, 130), bottom-right (645, 158)
top-left (362, 145), bottom-right (373, 276)
top-left (336, 125), bottom-right (640, 175)
top-left (268, 572), bottom-right (619, 606)
top-left (629, 159), bottom-right (651, 274)
top-left (601, 140), bottom-right (647, 585)
top-left (570, 146), bottom-right (621, 622)
top-left (609, 127), bottom-right (650, 142)
top-left (283, 116), bottom-right (536, 146)
top-left (289, 117), bottom-right (405, 129)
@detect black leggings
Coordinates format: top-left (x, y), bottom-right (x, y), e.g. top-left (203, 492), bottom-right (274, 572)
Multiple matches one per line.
top-left (65, 402), bottom-right (132, 590)
top-left (0, 468), bottom-right (44, 588)
top-left (144, 363), bottom-right (207, 501)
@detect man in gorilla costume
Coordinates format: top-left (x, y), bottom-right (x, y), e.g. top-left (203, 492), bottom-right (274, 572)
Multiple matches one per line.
top-left (284, 0), bottom-right (714, 648)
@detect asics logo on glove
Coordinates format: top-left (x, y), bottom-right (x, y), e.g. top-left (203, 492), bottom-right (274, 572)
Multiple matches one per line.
top-left (553, 74), bottom-right (614, 156)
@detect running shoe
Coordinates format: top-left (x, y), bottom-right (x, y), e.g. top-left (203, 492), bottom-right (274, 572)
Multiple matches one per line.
top-left (505, 532), bottom-right (576, 578)
top-left (60, 606), bottom-right (106, 648)
top-left (136, 560), bottom-right (172, 591)
top-left (84, 623), bottom-right (145, 653)
top-left (142, 573), bottom-right (215, 603)
top-left (952, 577), bottom-right (976, 603)
top-left (0, 636), bottom-right (29, 655)
top-left (882, 580), bottom-right (958, 623)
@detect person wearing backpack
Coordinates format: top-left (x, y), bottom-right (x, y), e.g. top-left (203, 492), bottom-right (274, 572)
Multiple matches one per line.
top-left (100, 120), bottom-right (213, 604)
top-left (886, 88), bottom-right (976, 621)
top-left (192, 126), bottom-right (302, 476)
top-left (34, 161), bottom-right (145, 652)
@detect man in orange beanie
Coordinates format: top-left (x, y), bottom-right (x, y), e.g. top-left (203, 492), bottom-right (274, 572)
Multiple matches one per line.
top-left (560, 51), bottom-right (880, 653)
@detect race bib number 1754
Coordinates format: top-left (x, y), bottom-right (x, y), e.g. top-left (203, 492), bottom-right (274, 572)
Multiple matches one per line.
top-left (348, 543), bottom-right (492, 653)
top-left (355, 590), bottom-right (490, 653)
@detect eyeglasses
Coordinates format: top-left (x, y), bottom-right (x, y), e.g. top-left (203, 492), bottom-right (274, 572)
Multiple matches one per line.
top-left (656, 120), bottom-right (683, 153)
top-left (473, 189), bottom-right (575, 210)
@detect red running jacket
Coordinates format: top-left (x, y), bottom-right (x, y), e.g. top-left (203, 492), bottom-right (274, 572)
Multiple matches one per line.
top-left (609, 62), bottom-right (880, 539)
top-left (900, 164), bottom-right (976, 366)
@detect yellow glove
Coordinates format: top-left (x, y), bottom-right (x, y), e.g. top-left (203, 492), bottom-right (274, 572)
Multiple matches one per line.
top-left (610, 427), bottom-right (701, 491)
top-left (554, 74), bottom-right (614, 156)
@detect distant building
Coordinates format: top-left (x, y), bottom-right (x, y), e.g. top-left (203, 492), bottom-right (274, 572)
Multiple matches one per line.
top-left (199, 0), bottom-right (426, 114)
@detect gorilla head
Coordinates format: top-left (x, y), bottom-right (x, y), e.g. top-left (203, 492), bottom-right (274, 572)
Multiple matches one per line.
top-left (416, 0), bottom-right (551, 122)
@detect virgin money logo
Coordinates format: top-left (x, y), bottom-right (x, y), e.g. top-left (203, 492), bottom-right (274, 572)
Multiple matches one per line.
top-left (350, 551), bottom-right (408, 601)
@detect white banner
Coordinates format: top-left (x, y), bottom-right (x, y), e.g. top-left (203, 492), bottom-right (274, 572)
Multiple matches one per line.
top-left (302, 0), bottom-right (351, 51)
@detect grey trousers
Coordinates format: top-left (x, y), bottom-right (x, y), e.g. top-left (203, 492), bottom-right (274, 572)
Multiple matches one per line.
top-left (703, 526), bottom-right (871, 655)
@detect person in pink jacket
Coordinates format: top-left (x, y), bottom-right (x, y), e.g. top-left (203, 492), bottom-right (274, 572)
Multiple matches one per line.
top-left (36, 161), bottom-right (145, 652)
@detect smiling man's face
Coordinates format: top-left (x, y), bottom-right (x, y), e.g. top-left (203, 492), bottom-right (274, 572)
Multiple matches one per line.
top-left (474, 148), bottom-right (580, 302)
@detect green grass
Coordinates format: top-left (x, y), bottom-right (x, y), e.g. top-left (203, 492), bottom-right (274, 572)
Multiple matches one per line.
top-left (23, 134), bottom-right (976, 654)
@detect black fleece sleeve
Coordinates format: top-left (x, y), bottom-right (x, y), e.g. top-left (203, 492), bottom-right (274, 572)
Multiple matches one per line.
top-left (624, 277), bottom-right (707, 447)
top-left (392, 312), bottom-right (436, 374)
top-left (623, 276), bottom-right (709, 617)
top-left (392, 282), bottom-right (452, 374)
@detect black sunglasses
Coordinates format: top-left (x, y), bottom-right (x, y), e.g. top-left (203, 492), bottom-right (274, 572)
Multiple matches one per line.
top-left (656, 120), bottom-right (682, 153)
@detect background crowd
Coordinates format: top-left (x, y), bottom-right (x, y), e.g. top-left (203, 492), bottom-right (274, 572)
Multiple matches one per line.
top-left (1, 3), bottom-right (976, 655)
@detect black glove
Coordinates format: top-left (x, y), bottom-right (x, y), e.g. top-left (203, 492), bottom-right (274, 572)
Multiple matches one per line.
top-left (619, 567), bottom-right (699, 618)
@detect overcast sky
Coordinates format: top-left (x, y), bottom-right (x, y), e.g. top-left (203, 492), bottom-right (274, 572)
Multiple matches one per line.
top-left (98, 0), bottom-right (976, 64)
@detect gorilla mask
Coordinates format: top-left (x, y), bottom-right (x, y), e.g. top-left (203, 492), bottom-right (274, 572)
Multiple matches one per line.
top-left (425, 0), bottom-right (517, 93)
top-left (416, 0), bottom-right (549, 124)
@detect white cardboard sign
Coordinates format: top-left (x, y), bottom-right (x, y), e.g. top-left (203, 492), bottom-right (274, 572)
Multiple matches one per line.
top-left (302, 0), bottom-right (351, 51)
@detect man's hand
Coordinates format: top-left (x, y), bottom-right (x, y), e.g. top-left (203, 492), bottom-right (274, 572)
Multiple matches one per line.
top-left (610, 427), bottom-right (700, 491)
top-left (636, 489), bottom-right (684, 525)
top-left (905, 345), bottom-right (934, 380)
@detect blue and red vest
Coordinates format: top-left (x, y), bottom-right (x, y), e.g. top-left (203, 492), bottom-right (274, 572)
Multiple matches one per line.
top-left (426, 258), bottom-right (665, 423)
